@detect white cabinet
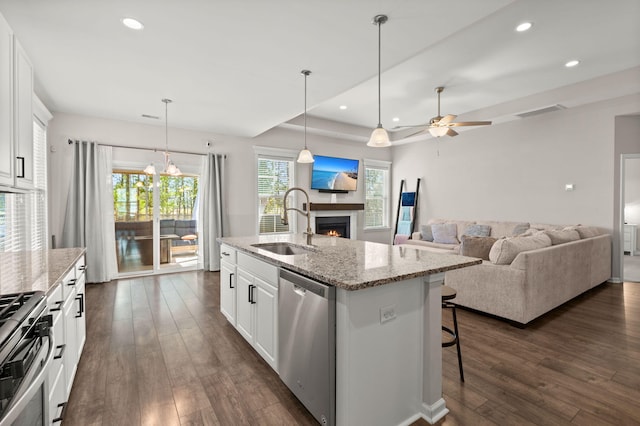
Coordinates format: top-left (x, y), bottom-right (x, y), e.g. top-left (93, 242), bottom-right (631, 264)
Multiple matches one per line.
top-left (624, 224), bottom-right (637, 256)
top-left (47, 254), bottom-right (87, 425)
top-left (12, 38), bottom-right (33, 189)
top-left (0, 13), bottom-right (14, 187)
top-left (220, 244), bottom-right (237, 325)
top-left (219, 247), bottom-right (279, 371)
top-left (0, 14), bottom-right (34, 190)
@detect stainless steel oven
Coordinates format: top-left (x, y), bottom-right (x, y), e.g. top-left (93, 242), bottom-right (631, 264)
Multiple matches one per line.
top-left (0, 291), bottom-right (54, 426)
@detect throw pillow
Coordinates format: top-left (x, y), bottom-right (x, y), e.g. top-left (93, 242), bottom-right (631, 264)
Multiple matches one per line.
top-left (489, 233), bottom-right (552, 265)
top-left (460, 235), bottom-right (497, 260)
top-left (431, 223), bottom-right (458, 244)
top-left (544, 229), bottom-right (580, 245)
top-left (463, 224), bottom-right (491, 237)
top-left (511, 222), bottom-right (530, 236)
top-left (419, 224), bottom-right (434, 242)
top-left (569, 226), bottom-right (602, 239)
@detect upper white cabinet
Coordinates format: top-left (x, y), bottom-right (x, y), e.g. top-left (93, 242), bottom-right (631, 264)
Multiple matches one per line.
top-left (13, 38), bottom-right (34, 189)
top-left (0, 14), bottom-right (13, 187)
top-left (0, 13), bottom-right (34, 190)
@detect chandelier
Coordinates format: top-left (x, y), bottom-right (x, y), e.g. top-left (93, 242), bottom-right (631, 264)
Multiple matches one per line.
top-left (144, 98), bottom-right (181, 176)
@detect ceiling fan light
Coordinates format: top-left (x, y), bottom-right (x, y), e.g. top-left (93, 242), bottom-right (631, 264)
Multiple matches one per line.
top-left (367, 125), bottom-right (391, 147)
top-left (297, 148), bottom-right (314, 163)
top-left (429, 127), bottom-right (448, 137)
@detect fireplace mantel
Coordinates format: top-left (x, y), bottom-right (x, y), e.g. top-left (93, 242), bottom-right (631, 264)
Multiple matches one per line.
top-left (303, 203), bottom-right (364, 211)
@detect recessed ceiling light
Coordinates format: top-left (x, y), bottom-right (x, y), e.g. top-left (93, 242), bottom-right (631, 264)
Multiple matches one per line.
top-left (565, 59), bottom-right (580, 68)
top-left (339, 105), bottom-right (347, 110)
top-left (516, 22), bottom-right (533, 32)
top-left (122, 17), bottom-right (144, 30)
top-left (392, 117), bottom-right (400, 122)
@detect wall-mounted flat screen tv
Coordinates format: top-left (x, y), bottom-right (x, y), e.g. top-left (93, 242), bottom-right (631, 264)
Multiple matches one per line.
top-left (310, 155), bottom-right (359, 192)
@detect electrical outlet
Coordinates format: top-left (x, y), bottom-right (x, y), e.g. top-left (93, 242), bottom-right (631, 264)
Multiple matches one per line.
top-left (380, 305), bottom-right (396, 324)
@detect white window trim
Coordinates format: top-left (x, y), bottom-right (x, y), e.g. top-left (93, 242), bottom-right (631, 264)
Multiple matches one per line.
top-left (254, 146), bottom-right (298, 235)
top-left (363, 158), bottom-right (392, 231)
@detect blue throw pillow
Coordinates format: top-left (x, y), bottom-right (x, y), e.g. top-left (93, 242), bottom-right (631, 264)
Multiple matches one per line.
top-left (463, 224), bottom-right (491, 237)
top-left (432, 223), bottom-right (458, 244)
top-left (419, 225), bottom-right (434, 242)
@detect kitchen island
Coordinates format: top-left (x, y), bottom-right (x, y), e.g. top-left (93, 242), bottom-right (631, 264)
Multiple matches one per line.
top-left (218, 234), bottom-right (481, 426)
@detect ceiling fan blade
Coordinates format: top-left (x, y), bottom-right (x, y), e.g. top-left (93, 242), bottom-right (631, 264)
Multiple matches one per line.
top-left (403, 128), bottom-right (429, 138)
top-left (446, 128), bottom-right (459, 137)
top-left (448, 121), bottom-right (492, 127)
top-left (392, 124), bottom-right (429, 129)
top-left (439, 114), bottom-right (457, 125)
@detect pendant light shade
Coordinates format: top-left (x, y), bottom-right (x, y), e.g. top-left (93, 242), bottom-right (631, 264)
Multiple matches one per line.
top-left (297, 70), bottom-right (314, 163)
top-left (367, 14), bottom-right (391, 148)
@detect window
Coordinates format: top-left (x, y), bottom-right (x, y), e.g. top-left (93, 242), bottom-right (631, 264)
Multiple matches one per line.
top-left (256, 148), bottom-right (296, 234)
top-left (364, 159), bottom-right (391, 229)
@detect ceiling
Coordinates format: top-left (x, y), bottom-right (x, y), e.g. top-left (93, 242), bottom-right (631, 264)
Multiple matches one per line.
top-left (0, 0), bottom-right (639, 142)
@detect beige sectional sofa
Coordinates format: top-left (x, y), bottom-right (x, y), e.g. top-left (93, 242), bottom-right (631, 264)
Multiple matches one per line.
top-left (404, 219), bottom-right (612, 325)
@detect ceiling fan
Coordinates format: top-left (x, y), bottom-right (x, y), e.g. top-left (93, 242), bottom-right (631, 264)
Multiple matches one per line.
top-left (396, 86), bottom-right (492, 137)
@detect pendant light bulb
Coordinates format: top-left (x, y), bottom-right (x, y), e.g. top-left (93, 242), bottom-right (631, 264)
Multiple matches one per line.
top-left (367, 14), bottom-right (391, 148)
top-left (297, 70), bottom-right (314, 163)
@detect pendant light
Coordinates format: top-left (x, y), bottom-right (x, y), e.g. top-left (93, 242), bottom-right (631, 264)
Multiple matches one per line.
top-left (144, 99), bottom-right (182, 176)
top-left (367, 14), bottom-right (391, 148)
top-left (297, 70), bottom-right (314, 163)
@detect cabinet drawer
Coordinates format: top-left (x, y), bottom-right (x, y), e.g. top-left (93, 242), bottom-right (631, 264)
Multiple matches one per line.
top-left (60, 268), bottom-right (77, 299)
top-left (237, 252), bottom-right (278, 285)
top-left (75, 255), bottom-right (86, 277)
top-left (47, 308), bottom-right (65, 388)
top-left (220, 244), bottom-right (237, 264)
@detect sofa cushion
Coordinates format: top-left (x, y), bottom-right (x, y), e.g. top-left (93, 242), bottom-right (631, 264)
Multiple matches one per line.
top-left (432, 223), bottom-right (459, 244)
top-left (460, 235), bottom-right (497, 260)
top-left (511, 222), bottom-right (530, 236)
top-left (476, 221), bottom-right (529, 238)
top-left (463, 224), bottom-right (491, 237)
top-left (567, 225), bottom-right (603, 239)
top-left (544, 229), bottom-right (580, 245)
top-left (419, 225), bottom-right (434, 242)
top-left (489, 233), bottom-right (552, 265)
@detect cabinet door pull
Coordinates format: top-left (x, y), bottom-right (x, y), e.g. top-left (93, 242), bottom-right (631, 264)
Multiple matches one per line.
top-left (54, 344), bottom-right (66, 360)
top-left (67, 278), bottom-right (77, 286)
top-left (52, 402), bottom-right (67, 423)
top-left (249, 285), bottom-right (257, 304)
top-left (75, 293), bottom-right (84, 318)
top-left (49, 300), bottom-right (64, 312)
top-left (221, 251), bottom-right (230, 256)
top-left (229, 272), bottom-right (235, 289)
top-left (78, 265), bottom-right (87, 271)
top-left (16, 156), bottom-right (25, 178)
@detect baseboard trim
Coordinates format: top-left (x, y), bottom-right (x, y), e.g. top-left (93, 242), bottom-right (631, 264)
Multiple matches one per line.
top-left (609, 277), bottom-right (623, 283)
top-left (421, 398), bottom-right (449, 424)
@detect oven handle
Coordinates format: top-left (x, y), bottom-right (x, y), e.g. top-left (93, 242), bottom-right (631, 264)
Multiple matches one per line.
top-left (0, 332), bottom-right (55, 426)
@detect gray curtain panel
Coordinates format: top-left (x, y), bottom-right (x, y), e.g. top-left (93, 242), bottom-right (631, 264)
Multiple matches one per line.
top-left (200, 153), bottom-right (226, 271)
top-left (61, 141), bottom-right (117, 283)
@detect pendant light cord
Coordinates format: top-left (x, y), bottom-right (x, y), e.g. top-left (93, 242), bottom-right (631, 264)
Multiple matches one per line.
top-left (304, 71), bottom-right (308, 149)
top-left (377, 18), bottom-right (382, 126)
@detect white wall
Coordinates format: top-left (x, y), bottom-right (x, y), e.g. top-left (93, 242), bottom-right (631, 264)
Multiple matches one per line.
top-left (625, 157), bottom-right (640, 252)
top-left (47, 113), bottom-right (393, 247)
top-left (392, 94), bottom-right (640, 280)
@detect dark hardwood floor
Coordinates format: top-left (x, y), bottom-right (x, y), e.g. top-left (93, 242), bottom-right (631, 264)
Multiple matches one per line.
top-left (65, 273), bottom-right (640, 425)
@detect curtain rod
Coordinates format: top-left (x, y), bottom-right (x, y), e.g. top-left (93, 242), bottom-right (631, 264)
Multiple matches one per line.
top-left (67, 139), bottom-right (226, 158)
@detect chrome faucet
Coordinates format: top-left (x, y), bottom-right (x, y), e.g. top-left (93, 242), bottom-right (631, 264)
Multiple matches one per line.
top-left (281, 187), bottom-right (313, 245)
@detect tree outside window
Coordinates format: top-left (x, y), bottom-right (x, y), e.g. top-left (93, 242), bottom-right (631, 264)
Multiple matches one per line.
top-left (258, 157), bottom-right (293, 234)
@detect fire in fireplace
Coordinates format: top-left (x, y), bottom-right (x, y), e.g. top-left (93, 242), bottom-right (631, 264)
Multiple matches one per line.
top-left (315, 216), bottom-right (350, 239)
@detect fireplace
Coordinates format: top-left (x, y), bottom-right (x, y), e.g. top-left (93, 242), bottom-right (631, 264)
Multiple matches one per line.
top-left (315, 216), bottom-right (350, 239)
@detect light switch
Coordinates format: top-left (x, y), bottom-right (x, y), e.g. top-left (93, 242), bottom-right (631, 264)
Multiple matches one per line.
top-left (565, 183), bottom-right (574, 191)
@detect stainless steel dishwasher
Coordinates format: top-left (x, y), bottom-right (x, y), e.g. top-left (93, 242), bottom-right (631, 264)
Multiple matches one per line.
top-left (279, 268), bottom-right (336, 426)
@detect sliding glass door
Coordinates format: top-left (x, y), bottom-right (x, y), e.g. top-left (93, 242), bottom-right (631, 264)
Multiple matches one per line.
top-left (113, 169), bottom-right (199, 275)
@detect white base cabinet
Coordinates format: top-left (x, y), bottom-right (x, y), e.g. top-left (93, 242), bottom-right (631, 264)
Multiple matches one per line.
top-left (624, 224), bottom-right (637, 256)
top-left (47, 254), bottom-right (86, 425)
top-left (220, 245), bottom-right (237, 324)
top-left (220, 248), bottom-right (278, 372)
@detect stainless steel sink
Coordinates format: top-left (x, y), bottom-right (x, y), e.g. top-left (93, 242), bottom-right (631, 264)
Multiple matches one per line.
top-left (251, 242), bottom-right (314, 256)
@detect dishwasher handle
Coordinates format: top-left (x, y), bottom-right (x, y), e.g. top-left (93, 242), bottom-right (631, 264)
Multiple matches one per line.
top-left (280, 269), bottom-right (334, 299)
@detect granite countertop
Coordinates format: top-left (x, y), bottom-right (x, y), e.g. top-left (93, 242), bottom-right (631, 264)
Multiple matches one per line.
top-left (218, 234), bottom-right (481, 290)
top-left (0, 247), bottom-right (86, 295)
